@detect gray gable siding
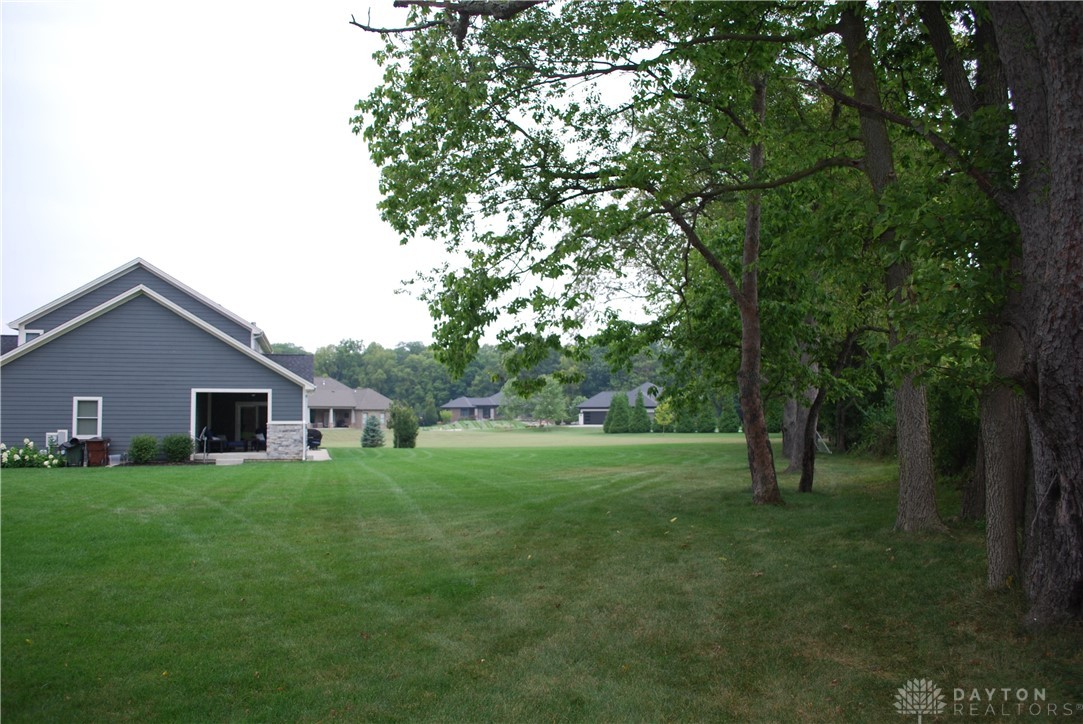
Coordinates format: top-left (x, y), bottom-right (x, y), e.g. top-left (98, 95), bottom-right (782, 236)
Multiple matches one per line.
top-left (26, 266), bottom-right (254, 346)
top-left (1, 295), bottom-right (303, 455)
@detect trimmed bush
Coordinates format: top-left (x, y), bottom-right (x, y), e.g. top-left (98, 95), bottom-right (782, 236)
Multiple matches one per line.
top-left (161, 434), bottom-right (195, 463)
top-left (128, 434), bottom-right (159, 465)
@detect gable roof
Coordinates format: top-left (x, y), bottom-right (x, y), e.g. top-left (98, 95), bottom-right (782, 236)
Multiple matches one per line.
top-left (7, 258), bottom-right (273, 353)
top-left (354, 387), bottom-right (392, 410)
top-left (578, 382), bottom-right (661, 410)
top-left (310, 376), bottom-right (358, 406)
top-left (0, 285), bottom-right (314, 390)
top-left (442, 393), bottom-right (504, 410)
top-left (309, 376), bottom-right (391, 410)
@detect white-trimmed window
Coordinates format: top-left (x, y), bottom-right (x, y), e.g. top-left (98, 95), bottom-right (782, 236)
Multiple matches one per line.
top-left (73, 397), bottom-right (103, 438)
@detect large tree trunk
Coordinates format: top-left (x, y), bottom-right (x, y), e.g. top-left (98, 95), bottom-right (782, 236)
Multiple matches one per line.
top-left (893, 376), bottom-right (945, 532)
top-left (784, 388), bottom-right (815, 474)
top-left (797, 386), bottom-right (826, 493)
top-left (782, 399), bottom-right (797, 461)
top-left (989, 2), bottom-right (1083, 625)
top-left (982, 275), bottom-right (1028, 589)
top-left (739, 348), bottom-right (781, 505)
top-left (739, 75), bottom-right (782, 506)
top-left (982, 383), bottom-right (1027, 589)
top-left (920, 0), bottom-right (1037, 601)
top-left (840, 7), bottom-right (943, 532)
top-left (784, 349), bottom-right (817, 474)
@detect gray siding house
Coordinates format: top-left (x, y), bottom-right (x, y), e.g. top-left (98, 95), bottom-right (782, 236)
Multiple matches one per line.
top-left (1, 259), bottom-right (316, 460)
top-left (577, 383), bottom-right (661, 425)
top-left (441, 393), bottom-right (504, 422)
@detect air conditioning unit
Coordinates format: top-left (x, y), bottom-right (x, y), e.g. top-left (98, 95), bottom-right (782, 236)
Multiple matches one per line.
top-left (45, 429), bottom-right (69, 450)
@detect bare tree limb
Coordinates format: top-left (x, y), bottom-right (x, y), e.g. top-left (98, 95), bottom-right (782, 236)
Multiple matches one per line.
top-left (392, 0), bottom-right (543, 20)
top-left (374, 0), bottom-right (544, 47)
top-left (349, 14), bottom-right (443, 34)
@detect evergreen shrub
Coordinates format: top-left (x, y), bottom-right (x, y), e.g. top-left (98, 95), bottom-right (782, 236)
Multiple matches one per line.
top-left (361, 415), bottom-right (385, 448)
top-left (604, 394), bottom-right (631, 433)
top-left (718, 401), bottom-right (742, 433)
top-left (629, 391), bottom-right (652, 433)
top-left (389, 403), bottom-right (419, 448)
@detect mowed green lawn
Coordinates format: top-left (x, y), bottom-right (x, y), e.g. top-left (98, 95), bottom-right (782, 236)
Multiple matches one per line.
top-left (2, 432), bottom-right (1080, 722)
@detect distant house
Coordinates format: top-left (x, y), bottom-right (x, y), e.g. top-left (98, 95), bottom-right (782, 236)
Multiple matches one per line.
top-left (441, 393), bottom-right (505, 422)
top-left (577, 382), bottom-right (661, 426)
top-left (0, 258), bottom-right (316, 460)
top-left (309, 376), bottom-right (391, 428)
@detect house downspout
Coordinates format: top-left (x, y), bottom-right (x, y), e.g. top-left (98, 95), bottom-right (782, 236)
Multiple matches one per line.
top-left (302, 389), bottom-right (310, 461)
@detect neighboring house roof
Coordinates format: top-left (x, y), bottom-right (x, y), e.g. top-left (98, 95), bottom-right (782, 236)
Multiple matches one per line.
top-left (310, 376), bottom-right (359, 407)
top-left (441, 393), bottom-right (504, 410)
top-left (578, 382), bottom-right (661, 410)
top-left (354, 387), bottom-right (392, 410)
top-left (0, 285), bottom-right (314, 391)
top-left (6, 257), bottom-right (273, 353)
top-left (309, 376), bottom-right (391, 410)
top-left (0, 335), bottom-right (17, 356)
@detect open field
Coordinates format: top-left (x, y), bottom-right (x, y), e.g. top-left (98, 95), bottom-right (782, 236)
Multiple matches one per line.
top-left (319, 423), bottom-right (730, 449)
top-left (3, 434), bottom-right (1081, 722)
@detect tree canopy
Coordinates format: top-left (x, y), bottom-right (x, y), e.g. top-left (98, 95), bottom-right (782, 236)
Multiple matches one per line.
top-left (352, 1), bottom-right (1083, 625)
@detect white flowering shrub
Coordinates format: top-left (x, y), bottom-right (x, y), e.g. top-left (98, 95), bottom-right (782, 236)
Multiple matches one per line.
top-left (0, 439), bottom-right (67, 468)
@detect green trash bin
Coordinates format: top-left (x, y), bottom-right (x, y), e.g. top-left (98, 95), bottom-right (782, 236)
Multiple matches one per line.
top-left (61, 439), bottom-right (84, 467)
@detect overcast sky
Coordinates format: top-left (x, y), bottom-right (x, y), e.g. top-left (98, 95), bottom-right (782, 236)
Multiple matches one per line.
top-left (2, 1), bottom-right (444, 352)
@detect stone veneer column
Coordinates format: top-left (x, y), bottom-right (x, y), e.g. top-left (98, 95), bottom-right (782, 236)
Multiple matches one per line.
top-left (267, 422), bottom-right (305, 460)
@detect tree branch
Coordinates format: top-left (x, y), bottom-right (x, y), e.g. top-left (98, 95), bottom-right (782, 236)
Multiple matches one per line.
top-left (392, 0), bottom-right (543, 20)
top-left (349, 13), bottom-right (444, 34)
top-left (654, 196), bottom-right (743, 307)
top-left (802, 78), bottom-right (1016, 215)
top-left (353, 1), bottom-right (543, 48)
top-left (672, 24), bottom-right (840, 49)
top-left (672, 156), bottom-right (863, 210)
top-left (917, 3), bottom-right (977, 118)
